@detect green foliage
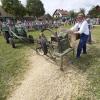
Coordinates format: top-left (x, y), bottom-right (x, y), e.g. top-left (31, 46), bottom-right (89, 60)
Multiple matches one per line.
top-left (69, 8), bottom-right (85, 19)
top-left (69, 10), bottom-right (77, 19)
top-left (1, 0), bottom-right (26, 17)
top-left (0, 36), bottom-right (29, 99)
top-left (79, 8), bottom-right (85, 15)
top-left (17, 4), bottom-right (26, 17)
top-left (88, 5), bottom-right (100, 18)
top-left (26, 0), bottom-right (45, 17)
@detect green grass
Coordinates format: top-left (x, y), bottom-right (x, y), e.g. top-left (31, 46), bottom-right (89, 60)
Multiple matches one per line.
top-left (0, 25), bottom-right (100, 100)
top-left (68, 26), bottom-right (100, 100)
top-left (0, 36), bottom-right (30, 100)
top-left (29, 25), bottom-right (72, 41)
top-left (0, 26), bottom-right (71, 100)
top-left (87, 26), bottom-right (100, 100)
top-left (30, 26), bottom-right (100, 100)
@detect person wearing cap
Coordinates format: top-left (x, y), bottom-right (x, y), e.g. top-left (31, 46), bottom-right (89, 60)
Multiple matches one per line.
top-left (70, 13), bottom-right (89, 58)
top-left (86, 18), bottom-right (93, 44)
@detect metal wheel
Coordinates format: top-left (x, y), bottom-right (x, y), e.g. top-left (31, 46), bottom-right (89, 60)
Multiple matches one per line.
top-left (3, 31), bottom-right (10, 43)
top-left (28, 35), bottom-right (34, 43)
top-left (9, 38), bottom-right (16, 48)
top-left (41, 28), bottom-right (55, 41)
top-left (36, 46), bottom-right (44, 55)
top-left (48, 43), bottom-right (57, 59)
top-left (40, 28), bottom-right (58, 58)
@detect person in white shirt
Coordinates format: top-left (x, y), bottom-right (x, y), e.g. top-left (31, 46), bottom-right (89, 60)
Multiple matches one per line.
top-left (70, 13), bottom-right (89, 58)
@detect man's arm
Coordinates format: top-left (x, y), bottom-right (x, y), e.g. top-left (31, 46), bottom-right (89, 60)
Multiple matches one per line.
top-left (70, 23), bottom-right (79, 31)
top-left (67, 23), bottom-right (79, 34)
top-left (74, 21), bottom-right (87, 34)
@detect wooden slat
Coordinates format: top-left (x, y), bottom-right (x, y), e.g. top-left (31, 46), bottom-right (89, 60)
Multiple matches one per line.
top-left (55, 48), bottom-right (74, 57)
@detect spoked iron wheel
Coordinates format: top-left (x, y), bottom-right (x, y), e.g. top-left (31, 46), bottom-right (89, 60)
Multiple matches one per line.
top-left (36, 47), bottom-right (44, 56)
top-left (28, 35), bottom-right (34, 43)
top-left (47, 43), bottom-right (57, 59)
top-left (3, 31), bottom-right (10, 43)
top-left (9, 37), bottom-right (16, 48)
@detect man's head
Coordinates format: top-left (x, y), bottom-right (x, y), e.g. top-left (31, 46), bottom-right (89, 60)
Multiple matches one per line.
top-left (77, 13), bottom-right (85, 22)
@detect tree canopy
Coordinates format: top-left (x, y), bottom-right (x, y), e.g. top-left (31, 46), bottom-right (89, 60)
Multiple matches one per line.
top-left (1, 0), bottom-right (26, 17)
top-left (69, 10), bottom-right (77, 19)
top-left (88, 5), bottom-right (100, 18)
top-left (26, 0), bottom-right (45, 17)
top-left (79, 8), bottom-right (85, 15)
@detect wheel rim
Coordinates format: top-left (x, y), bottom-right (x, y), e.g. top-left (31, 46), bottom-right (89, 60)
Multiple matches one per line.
top-left (37, 48), bottom-right (44, 55)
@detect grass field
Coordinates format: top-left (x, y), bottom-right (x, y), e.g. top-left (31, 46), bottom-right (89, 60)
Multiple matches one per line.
top-left (87, 26), bottom-right (100, 99)
top-left (69, 26), bottom-right (100, 99)
top-left (0, 35), bottom-right (31, 100)
top-left (0, 25), bottom-right (100, 100)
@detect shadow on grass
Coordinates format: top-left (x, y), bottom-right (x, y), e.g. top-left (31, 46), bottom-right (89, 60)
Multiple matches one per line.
top-left (12, 41), bottom-right (34, 49)
top-left (67, 45), bottom-right (100, 73)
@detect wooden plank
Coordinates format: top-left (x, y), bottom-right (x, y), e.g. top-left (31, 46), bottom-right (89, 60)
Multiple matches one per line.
top-left (55, 48), bottom-right (74, 57)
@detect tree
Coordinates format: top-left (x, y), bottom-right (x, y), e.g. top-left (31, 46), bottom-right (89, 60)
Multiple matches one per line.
top-left (26, 0), bottom-right (45, 17)
top-left (88, 5), bottom-right (100, 18)
top-left (1, 0), bottom-right (26, 17)
top-left (79, 8), bottom-right (85, 15)
top-left (17, 4), bottom-right (26, 17)
top-left (69, 10), bottom-right (77, 19)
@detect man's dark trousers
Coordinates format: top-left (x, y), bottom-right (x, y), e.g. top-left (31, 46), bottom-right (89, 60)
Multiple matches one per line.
top-left (77, 33), bottom-right (88, 58)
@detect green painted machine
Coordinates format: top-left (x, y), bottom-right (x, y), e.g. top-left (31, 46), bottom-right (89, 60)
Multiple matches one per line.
top-left (1, 22), bottom-right (34, 48)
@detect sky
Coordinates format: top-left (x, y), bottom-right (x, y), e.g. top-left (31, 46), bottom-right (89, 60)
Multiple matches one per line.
top-left (20, 0), bottom-right (100, 15)
top-left (1, 0), bottom-right (100, 15)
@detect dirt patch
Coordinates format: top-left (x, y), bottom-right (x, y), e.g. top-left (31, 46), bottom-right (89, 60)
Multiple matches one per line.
top-left (7, 50), bottom-right (88, 100)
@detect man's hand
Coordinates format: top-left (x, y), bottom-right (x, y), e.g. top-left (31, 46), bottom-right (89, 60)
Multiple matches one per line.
top-left (67, 30), bottom-right (74, 34)
top-left (74, 31), bottom-right (80, 34)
